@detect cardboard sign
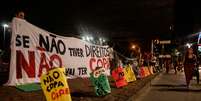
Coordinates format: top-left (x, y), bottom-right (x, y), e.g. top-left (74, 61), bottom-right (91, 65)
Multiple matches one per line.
top-left (124, 65), bottom-right (136, 82)
top-left (112, 67), bottom-right (128, 88)
top-left (40, 68), bottom-right (72, 101)
top-left (149, 66), bottom-right (154, 74)
top-left (90, 67), bottom-right (111, 96)
top-left (139, 67), bottom-right (145, 78)
top-left (144, 67), bottom-right (150, 77)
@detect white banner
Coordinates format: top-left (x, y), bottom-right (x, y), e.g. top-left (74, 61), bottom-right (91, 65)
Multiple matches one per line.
top-left (7, 18), bottom-right (110, 86)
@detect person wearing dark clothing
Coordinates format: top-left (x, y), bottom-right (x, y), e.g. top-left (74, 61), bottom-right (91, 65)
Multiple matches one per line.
top-left (165, 59), bottom-right (171, 74)
top-left (183, 48), bottom-right (198, 87)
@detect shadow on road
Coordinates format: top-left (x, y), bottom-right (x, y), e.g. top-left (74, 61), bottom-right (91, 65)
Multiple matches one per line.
top-left (151, 84), bottom-right (187, 87)
top-left (151, 84), bottom-right (201, 92)
top-left (156, 88), bottom-right (201, 92)
top-left (71, 92), bottom-right (97, 97)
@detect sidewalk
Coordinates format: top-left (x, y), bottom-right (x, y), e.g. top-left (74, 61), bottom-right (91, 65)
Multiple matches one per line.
top-left (0, 74), bottom-right (158, 101)
top-left (135, 70), bottom-right (201, 101)
top-left (150, 70), bottom-right (201, 90)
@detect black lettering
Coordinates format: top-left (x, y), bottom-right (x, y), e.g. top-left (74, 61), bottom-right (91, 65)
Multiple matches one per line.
top-left (68, 48), bottom-right (73, 56)
top-left (58, 81), bottom-right (64, 87)
top-left (78, 67), bottom-right (87, 75)
top-left (92, 46), bottom-right (96, 57)
top-left (106, 47), bottom-right (110, 57)
top-left (50, 38), bottom-right (59, 53)
top-left (68, 48), bottom-right (84, 57)
top-left (80, 49), bottom-right (84, 57)
top-left (53, 71), bottom-right (60, 79)
top-left (50, 34), bottom-right (56, 38)
top-left (49, 76), bottom-right (54, 82)
top-left (65, 68), bottom-right (75, 75)
top-left (47, 85), bottom-right (51, 92)
top-left (57, 40), bottom-right (66, 55)
top-left (16, 35), bottom-right (21, 46)
top-left (43, 77), bottom-right (50, 85)
top-left (49, 83), bottom-right (54, 92)
top-left (53, 81), bottom-right (58, 88)
top-left (39, 34), bottom-right (49, 51)
top-left (23, 36), bottom-right (29, 48)
top-left (85, 45), bottom-right (90, 57)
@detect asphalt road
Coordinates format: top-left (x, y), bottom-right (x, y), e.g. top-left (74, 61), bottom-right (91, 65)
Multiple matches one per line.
top-left (135, 69), bottom-right (201, 101)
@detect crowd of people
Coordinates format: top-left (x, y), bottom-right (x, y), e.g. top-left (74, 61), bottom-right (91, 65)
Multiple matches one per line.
top-left (111, 47), bottom-right (200, 88)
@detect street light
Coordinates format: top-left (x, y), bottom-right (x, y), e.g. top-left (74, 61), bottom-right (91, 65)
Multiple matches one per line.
top-left (131, 45), bottom-right (136, 50)
top-left (2, 23), bottom-right (9, 49)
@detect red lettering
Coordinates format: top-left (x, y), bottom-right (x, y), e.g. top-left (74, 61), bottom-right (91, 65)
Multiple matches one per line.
top-left (97, 59), bottom-right (103, 67)
top-left (51, 88), bottom-right (69, 100)
top-left (103, 58), bottom-right (110, 69)
top-left (59, 89), bottom-right (65, 96)
top-left (16, 50), bottom-right (35, 79)
top-left (65, 88), bottom-right (69, 94)
top-left (50, 54), bottom-right (62, 68)
top-left (51, 92), bottom-right (56, 100)
top-left (89, 58), bottom-right (96, 71)
top-left (89, 58), bottom-right (110, 71)
top-left (38, 52), bottom-right (50, 77)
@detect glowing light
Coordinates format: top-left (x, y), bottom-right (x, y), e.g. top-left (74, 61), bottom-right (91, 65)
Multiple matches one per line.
top-left (2, 24), bottom-right (9, 28)
top-left (103, 39), bottom-right (106, 42)
top-left (131, 45), bottom-right (136, 49)
top-left (186, 43), bottom-right (192, 48)
top-left (82, 36), bottom-right (86, 41)
top-left (89, 36), bottom-right (93, 41)
top-left (86, 36), bottom-right (90, 41)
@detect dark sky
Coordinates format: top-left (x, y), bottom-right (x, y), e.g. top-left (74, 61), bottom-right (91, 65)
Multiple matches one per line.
top-left (0, 0), bottom-right (201, 53)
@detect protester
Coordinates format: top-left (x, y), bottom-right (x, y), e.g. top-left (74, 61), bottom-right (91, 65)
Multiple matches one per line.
top-left (183, 48), bottom-right (197, 88)
top-left (132, 60), bottom-right (139, 77)
top-left (172, 54), bottom-right (178, 74)
top-left (15, 11), bottom-right (25, 19)
top-left (165, 58), bottom-right (171, 74)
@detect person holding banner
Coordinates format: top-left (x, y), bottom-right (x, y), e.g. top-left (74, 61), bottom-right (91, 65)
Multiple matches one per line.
top-left (15, 11), bottom-right (25, 19)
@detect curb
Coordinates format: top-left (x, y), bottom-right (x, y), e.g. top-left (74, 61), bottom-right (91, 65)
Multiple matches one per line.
top-left (127, 72), bottom-right (161, 101)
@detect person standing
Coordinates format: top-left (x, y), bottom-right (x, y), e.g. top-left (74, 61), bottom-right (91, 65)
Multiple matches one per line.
top-left (183, 48), bottom-right (197, 88)
top-left (165, 58), bottom-right (171, 74)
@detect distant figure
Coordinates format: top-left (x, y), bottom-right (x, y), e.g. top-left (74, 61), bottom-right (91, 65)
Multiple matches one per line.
top-left (183, 48), bottom-right (197, 88)
top-left (172, 55), bottom-right (178, 74)
top-left (165, 59), bottom-right (171, 74)
top-left (15, 11), bottom-right (25, 19)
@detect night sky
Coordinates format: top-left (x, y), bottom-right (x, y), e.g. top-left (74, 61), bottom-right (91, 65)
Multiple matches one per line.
top-left (0, 0), bottom-right (201, 53)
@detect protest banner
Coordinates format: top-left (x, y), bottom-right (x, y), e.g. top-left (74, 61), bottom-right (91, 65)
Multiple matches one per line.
top-left (89, 67), bottom-right (111, 96)
top-left (123, 65), bottom-right (136, 82)
top-left (40, 68), bottom-right (71, 101)
top-left (7, 17), bottom-right (111, 85)
top-left (112, 67), bottom-right (128, 88)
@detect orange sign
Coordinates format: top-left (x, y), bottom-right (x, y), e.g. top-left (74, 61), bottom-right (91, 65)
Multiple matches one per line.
top-left (112, 67), bottom-right (128, 88)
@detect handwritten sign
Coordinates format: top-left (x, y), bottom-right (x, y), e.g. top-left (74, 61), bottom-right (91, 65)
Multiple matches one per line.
top-left (149, 66), bottom-right (154, 74)
top-left (144, 67), bottom-right (150, 77)
top-left (7, 17), bottom-right (111, 86)
top-left (139, 67), bottom-right (145, 79)
top-left (112, 67), bottom-right (128, 88)
top-left (40, 68), bottom-right (72, 101)
top-left (124, 65), bottom-right (136, 82)
top-left (90, 67), bottom-right (111, 96)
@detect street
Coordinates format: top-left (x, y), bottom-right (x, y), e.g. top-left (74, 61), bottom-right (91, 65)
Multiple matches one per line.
top-left (135, 69), bottom-right (201, 101)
